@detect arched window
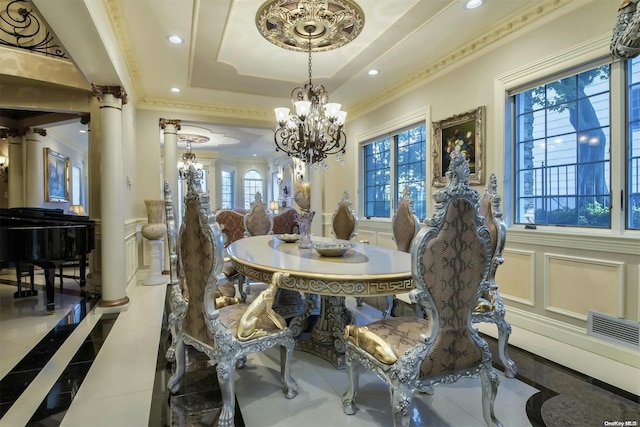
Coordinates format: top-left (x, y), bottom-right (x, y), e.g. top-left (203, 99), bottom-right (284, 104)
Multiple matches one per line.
top-left (243, 170), bottom-right (263, 209)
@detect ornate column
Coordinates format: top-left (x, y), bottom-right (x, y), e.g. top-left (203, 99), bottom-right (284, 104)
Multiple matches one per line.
top-left (24, 128), bottom-right (46, 207)
top-left (160, 118), bottom-right (180, 221)
top-left (92, 84), bottom-right (129, 309)
top-left (7, 130), bottom-right (24, 207)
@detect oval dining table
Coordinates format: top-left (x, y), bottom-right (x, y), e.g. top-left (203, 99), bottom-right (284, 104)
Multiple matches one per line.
top-left (227, 234), bottom-right (414, 368)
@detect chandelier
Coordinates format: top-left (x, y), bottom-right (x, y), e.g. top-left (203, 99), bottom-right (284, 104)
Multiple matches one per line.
top-left (177, 134), bottom-right (207, 179)
top-left (256, 0), bottom-right (365, 166)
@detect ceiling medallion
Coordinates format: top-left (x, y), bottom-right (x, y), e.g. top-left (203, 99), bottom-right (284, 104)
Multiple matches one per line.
top-left (256, 0), bottom-right (365, 52)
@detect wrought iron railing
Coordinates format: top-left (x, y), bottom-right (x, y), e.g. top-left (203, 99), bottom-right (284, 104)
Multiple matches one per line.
top-left (0, 0), bottom-right (68, 59)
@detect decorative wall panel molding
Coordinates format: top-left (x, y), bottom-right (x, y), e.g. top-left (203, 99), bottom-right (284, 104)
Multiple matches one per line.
top-left (544, 253), bottom-right (625, 321)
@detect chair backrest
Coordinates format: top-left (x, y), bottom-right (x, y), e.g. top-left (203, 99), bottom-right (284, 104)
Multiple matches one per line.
top-left (411, 154), bottom-right (492, 377)
top-left (331, 190), bottom-right (358, 240)
top-left (215, 209), bottom-right (246, 248)
top-left (478, 173), bottom-right (506, 278)
top-left (272, 208), bottom-right (299, 234)
top-left (179, 166), bottom-right (225, 343)
top-left (392, 186), bottom-right (420, 253)
top-left (164, 180), bottom-right (179, 290)
top-left (244, 191), bottom-right (273, 236)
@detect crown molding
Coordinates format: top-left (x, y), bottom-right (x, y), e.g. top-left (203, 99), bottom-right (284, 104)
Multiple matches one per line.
top-left (137, 98), bottom-right (272, 122)
top-left (104, 0), bottom-right (145, 102)
top-left (349, 0), bottom-right (576, 119)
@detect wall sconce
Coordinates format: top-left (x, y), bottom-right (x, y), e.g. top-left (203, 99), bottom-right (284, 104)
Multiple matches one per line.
top-left (0, 155), bottom-right (7, 183)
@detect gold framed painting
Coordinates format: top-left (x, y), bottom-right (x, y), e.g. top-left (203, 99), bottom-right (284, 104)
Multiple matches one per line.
top-left (44, 147), bottom-right (70, 202)
top-left (431, 106), bottom-right (485, 187)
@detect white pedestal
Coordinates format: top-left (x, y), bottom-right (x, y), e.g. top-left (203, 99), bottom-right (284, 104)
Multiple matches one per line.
top-left (144, 239), bottom-right (168, 286)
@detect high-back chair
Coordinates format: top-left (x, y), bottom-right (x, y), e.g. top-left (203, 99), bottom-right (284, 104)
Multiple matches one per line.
top-left (331, 190), bottom-right (358, 241)
top-left (331, 190), bottom-right (364, 306)
top-left (272, 207), bottom-right (299, 235)
top-left (384, 185), bottom-right (421, 318)
top-left (244, 191), bottom-right (274, 237)
top-left (271, 207), bottom-right (307, 319)
top-left (215, 208), bottom-right (247, 299)
top-left (165, 166), bottom-right (297, 427)
top-left (241, 192), bottom-right (274, 297)
top-left (473, 173), bottom-right (517, 378)
top-left (341, 154), bottom-right (501, 427)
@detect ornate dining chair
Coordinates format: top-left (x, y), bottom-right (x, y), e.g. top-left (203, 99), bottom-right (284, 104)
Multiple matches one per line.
top-left (331, 190), bottom-right (364, 306)
top-left (165, 166), bottom-right (297, 427)
top-left (271, 208), bottom-right (307, 319)
top-left (215, 208), bottom-right (246, 299)
top-left (342, 154), bottom-right (501, 427)
top-left (473, 173), bottom-right (517, 378)
top-left (272, 207), bottom-right (299, 235)
top-left (241, 191), bottom-right (274, 297)
top-left (331, 190), bottom-right (358, 241)
top-left (385, 185), bottom-right (421, 318)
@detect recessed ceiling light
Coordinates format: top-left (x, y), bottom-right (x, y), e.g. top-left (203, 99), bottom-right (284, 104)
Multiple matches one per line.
top-left (167, 35), bottom-right (183, 44)
top-left (252, 153), bottom-right (257, 157)
top-left (79, 130), bottom-right (87, 134)
top-left (368, 69), bottom-right (379, 76)
top-left (171, 87), bottom-right (181, 93)
top-left (464, 0), bottom-right (484, 9)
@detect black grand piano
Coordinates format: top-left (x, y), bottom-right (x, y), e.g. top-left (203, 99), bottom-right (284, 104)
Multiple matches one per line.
top-left (0, 207), bottom-right (96, 312)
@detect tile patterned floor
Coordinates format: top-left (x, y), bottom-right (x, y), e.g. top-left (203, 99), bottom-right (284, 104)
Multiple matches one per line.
top-left (0, 272), bottom-right (638, 427)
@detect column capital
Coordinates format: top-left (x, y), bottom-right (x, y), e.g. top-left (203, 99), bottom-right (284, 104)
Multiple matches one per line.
top-left (91, 84), bottom-right (128, 105)
top-left (0, 127), bottom-right (45, 139)
top-left (26, 128), bottom-right (47, 137)
top-left (159, 118), bottom-right (181, 130)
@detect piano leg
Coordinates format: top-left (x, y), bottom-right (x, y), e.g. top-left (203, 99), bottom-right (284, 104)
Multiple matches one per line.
top-left (79, 255), bottom-right (87, 288)
top-left (43, 268), bottom-right (55, 312)
top-left (14, 262), bottom-right (38, 299)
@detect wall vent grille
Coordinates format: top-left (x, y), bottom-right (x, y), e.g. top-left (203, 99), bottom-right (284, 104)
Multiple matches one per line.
top-left (587, 310), bottom-right (640, 350)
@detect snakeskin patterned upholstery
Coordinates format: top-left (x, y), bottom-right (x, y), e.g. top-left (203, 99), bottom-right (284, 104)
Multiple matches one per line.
top-left (165, 168), bottom-right (298, 427)
top-left (342, 154), bottom-right (501, 427)
top-left (472, 173), bottom-right (517, 378)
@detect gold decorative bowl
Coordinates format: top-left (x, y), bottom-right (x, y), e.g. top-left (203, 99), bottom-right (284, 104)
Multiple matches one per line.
top-left (313, 241), bottom-right (354, 257)
top-left (275, 234), bottom-right (300, 243)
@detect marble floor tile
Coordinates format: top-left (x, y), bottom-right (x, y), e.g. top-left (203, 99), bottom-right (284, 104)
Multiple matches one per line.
top-left (0, 271), bottom-right (638, 427)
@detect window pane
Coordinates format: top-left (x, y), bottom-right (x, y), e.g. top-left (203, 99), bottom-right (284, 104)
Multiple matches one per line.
top-left (395, 125), bottom-right (426, 220)
top-left (628, 57), bottom-right (640, 229)
top-left (514, 64), bottom-right (611, 227)
top-left (243, 170), bottom-right (262, 210)
top-left (221, 170), bottom-right (234, 209)
top-left (363, 137), bottom-right (391, 218)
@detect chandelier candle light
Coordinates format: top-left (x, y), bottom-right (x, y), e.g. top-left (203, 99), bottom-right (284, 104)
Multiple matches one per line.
top-left (177, 134), bottom-right (207, 180)
top-left (257, 0), bottom-right (364, 167)
top-left (257, 0), bottom-right (364, 246)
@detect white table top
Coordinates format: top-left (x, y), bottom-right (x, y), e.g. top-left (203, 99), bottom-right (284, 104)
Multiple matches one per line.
top-left (227, 235), bottom-right (414, 296)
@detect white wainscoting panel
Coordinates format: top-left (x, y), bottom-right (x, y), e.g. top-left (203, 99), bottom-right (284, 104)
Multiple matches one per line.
top-left (544, 253), bottom-right (624, 321)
